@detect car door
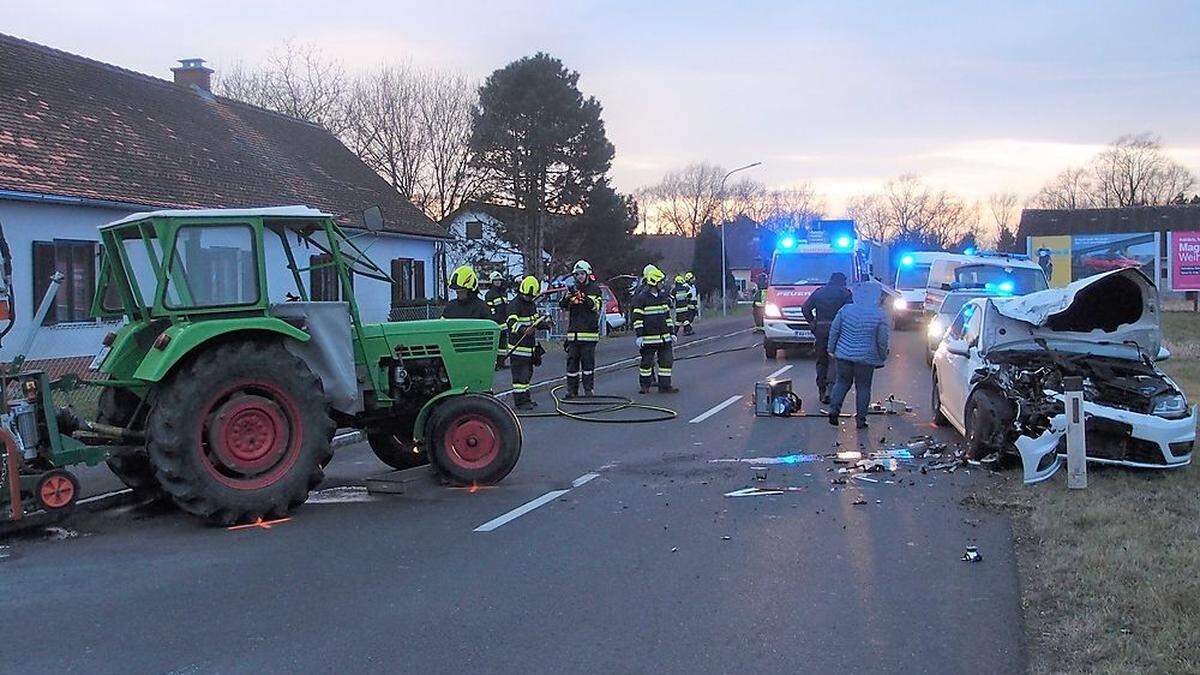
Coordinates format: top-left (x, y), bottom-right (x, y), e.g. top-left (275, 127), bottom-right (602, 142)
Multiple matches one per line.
top-left (934, 302), bottom-right (982, 430)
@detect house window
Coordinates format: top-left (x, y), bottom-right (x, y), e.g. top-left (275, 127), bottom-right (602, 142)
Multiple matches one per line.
top-left (32, 239), bottom-right (97, 325)
top-left (391, 258), bottom-right (427, 304)
top-left (310, 254), bottom-right (351, 301)
top-left (465, 221), bottom-right (484, 240)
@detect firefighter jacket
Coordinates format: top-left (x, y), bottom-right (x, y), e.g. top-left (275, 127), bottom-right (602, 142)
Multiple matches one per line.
top-left (632, 285), bottom-right (676, 344)
top-left (673, 281), bottom-right (693, 310)
top-left (484, 287), bottom-right (508, 325)
top-left (506, 296), bottom-right (546, 357)
top-left (442, 294), bottom-right (492, 320)
top-left (559, 279), bottom-right (602, 342)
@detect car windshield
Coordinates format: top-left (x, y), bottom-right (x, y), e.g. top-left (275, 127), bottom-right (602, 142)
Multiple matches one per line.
top-left (938, 294), bottom-right (978, 317)
top-left (896, 263), bottom-right (932, 290)
top-left (770, 252), bottom-right (853, 286)
top-left (954, 265), bottom-right (1047, 294)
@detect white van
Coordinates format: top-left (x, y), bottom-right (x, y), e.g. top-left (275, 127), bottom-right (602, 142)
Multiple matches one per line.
top-left (893, 251), bottom-right (966, 323)
top-left (924, 253), bottom-right (1048, 314)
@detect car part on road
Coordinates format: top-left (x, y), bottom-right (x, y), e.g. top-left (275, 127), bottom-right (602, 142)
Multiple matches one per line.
top-left (962, 545), bottom-right (982, 562)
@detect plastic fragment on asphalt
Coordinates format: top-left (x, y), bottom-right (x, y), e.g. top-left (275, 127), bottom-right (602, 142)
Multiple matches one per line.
top-left (852, 475), bottom-right (879, 483)
top-left (961, 545), bottom-right (982, 562)
top-left (710, 454), bottom-right (820, 465)
top-left (852, 497), bottom-right (868, 505)
top-left (724, 487), bottom-right (785, 498)
top-left (721, 535), bottom-right (731, 541)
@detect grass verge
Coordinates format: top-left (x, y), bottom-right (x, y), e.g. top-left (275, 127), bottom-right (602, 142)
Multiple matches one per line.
top-left (969, 311), bottom-right (1200, 674)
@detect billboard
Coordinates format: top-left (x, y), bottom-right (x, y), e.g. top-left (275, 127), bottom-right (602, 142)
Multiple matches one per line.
top-left (1029, 232), bottom-right (1160, 288)
top-left (1168, 230), bottom-right (1200, 291)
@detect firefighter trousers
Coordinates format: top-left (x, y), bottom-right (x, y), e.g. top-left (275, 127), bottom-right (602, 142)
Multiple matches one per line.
top-left (510, 355), bottom-right (533, 404)
top-left (639, 342), bottom-right (674, 390)
top-left (565, 341), bottom-right (596, 394)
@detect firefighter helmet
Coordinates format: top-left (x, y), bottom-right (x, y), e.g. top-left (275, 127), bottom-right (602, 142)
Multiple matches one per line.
top-left (488, 271), bottom-right (504, 283)
top-left (572, 260), bottom-right (593, 275)
top-left (684, 271), bottom-right (695, 282)
top-left (449, 265), bottom-right (478, 291)
top-left (519, 275), bottom-right (540, 296)
top-left (643, 264), bottom-right (665, 285)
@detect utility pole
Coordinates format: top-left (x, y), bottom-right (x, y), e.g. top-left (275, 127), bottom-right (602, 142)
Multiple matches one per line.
top-left (719, 162), bottom-right (763, 316)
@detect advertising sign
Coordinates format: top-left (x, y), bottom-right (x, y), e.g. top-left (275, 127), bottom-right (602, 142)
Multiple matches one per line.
top-left (1169, 230), bottom-right (1200, 291)
top-left (1029, 232), bottom-right (1160, 288)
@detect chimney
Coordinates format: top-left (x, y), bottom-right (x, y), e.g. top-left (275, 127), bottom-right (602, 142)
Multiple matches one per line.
top-left (171, 58), bottom-right (213, 92)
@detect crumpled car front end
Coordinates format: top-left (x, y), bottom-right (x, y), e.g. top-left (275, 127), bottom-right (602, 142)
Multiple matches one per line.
top-left (975, 268), bottom-right (1195, 483)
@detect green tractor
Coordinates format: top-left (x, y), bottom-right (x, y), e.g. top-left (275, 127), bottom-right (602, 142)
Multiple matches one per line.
top-left (1, 206), bottom-right (521, 524)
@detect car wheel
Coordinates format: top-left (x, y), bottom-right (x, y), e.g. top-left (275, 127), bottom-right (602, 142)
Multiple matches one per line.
top-left (931, 375), bottom-right (950, 427)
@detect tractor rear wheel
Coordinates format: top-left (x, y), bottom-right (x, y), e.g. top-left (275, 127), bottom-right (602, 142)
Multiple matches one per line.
top-left (366, 430), bottom-right (429, 471)
top-left (145, 340), bottom-right (334, 524)
top-left (424, 394), bottom-right (521, 485)
top-left (99, 387), bottom-right (162, 498)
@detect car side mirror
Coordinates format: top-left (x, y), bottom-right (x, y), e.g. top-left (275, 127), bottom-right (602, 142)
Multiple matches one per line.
top-left (1156, 346), bottom-right (1171, 362)
top-left (362, 205), bottom-right (384, 233)
top-left (946, 342), bottom-right (970, 357)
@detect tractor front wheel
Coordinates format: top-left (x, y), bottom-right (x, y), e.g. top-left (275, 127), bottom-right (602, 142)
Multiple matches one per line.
top-left (424, 394), bottom-right (521, 485)
top-left (366, 430), bottom-right (429, 471)
top-left (145, 341), bottom-right (335, 524)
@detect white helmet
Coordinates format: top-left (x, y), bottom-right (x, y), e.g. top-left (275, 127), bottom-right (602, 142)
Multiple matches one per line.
top-left (573, 260), bottom-right (593, 275)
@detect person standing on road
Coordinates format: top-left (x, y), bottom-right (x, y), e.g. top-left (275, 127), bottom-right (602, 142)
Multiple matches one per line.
top-left (801, 271), bottom-right (853, 404)
top-left (560, 260), bottom-right (602, 399)
top-left (632, 264), bottom-right (678, 394)
top-left (673, 274), bottom-right (696, 336)
top-left (685, 271), bottom-right (698, 330)
top-left (507, 275), bottom-right (550, 410)
top-left (826, 280), bottom-right (890, 429)
top-left (484, 271), bottom-right (509, 369)
top-left (441, 265), bottom-right (492, 319)
top-left (752, 272), bottom-right (768, 332)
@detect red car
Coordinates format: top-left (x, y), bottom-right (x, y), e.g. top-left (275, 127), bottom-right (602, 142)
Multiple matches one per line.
top-left (1079, 251), bottom-right (1141, 272)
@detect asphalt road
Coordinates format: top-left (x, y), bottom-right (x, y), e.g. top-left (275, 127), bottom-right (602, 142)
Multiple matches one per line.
top-left (1, 317), bottom-right (1028, 675)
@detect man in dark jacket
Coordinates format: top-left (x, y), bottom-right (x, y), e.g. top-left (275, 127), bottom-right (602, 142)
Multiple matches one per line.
top-left (560, 260), bottom-right (603, 398)
top-left (442, 265), bottom-right (492, 319)
top-left (752, 272), bottom-right (768, 332)
top-left (507, 275), bottom-right (550, 410)
top-left (826, 281), bottom-right (891, 428)
top-left (632, 264), bottom-right (678, 394)
top-left (801, 272), bottom-right (853, 403)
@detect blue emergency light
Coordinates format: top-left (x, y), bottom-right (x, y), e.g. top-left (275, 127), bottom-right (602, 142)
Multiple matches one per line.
top-left (900, 254), bottom-right (915, 267)
top-left (833, 235), bottom-right (853, 250)
top-left (964, 247), bottom-right (977, 256)
top-left (779, 235), bottom-right (796, 250)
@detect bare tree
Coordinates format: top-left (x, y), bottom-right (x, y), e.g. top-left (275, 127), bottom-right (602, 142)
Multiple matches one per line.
top-left (987, 191), bottom-right (1019, 249)
top-left (344, 64), bottom-right (428, 205)
top-left (216, 41), bottom-right (352, 136)
top-left (846, 175), bottom-right (980, 249)
top-left (638, 162), bottom-right (727, 236)
top-left (418, 71), bottom-right (483, 222)
top-left (1031, 133), bottom-right (1196, 209)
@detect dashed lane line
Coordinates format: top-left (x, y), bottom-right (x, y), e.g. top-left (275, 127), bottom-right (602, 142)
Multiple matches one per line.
top-left (688, 395), bottom-right (744, 424)
top-left (473, 471), bottom-right (601, 532)
top-left (766, 364), bottom-right (793, 380)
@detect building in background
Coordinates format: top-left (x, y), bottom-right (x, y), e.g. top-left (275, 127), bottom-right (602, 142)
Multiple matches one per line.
top-left (442, 202), bottom-right (550, 280)
top-left (1017, 206), bottom-right (1200, 293)
top-left (0, 33), bottom-right (448, 365)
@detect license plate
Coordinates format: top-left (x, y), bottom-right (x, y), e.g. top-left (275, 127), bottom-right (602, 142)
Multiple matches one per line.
top-left (88, 346), bottom-right (110, 371)
top-left (794, 330), bottom-right (813, 339)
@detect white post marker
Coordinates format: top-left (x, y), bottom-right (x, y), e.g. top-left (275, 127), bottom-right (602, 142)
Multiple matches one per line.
top-left (1063, 375), bottom-right (1087, 489)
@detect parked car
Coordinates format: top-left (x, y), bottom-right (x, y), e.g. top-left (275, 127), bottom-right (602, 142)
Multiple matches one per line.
top-left (599, 283), bottom-right (625, 331)
top-left (923, 252), bottom-right (1047, 316)
top-left (930, 268), bottom-right (1195, 483)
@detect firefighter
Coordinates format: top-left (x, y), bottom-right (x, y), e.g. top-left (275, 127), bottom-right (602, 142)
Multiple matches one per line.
top-left (560, 260), bottom-right (602, 399)
top-left (441, 265), bottom-right (491, 319)
top-left (632, 264), bottom-right (678, 394)
top-left (507, 275), bottom-right (549, 410)
top-left (673, 274), bottom-right (695, 336)
top-left (484, 271), bottom-right (509, 369)
top-left (684, 271), bottom-right (699, 332)
top-left (752, 272), bottom-right (768, 332)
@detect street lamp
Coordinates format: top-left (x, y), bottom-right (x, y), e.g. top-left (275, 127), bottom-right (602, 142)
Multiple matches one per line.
top-left (718, 161), bottom-right (762, 316)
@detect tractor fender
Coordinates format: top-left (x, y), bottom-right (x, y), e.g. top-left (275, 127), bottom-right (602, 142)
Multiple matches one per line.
top-left (132, 318), bottom-right (311, 383)
top-left (412, 388), bottom-right (470, 443)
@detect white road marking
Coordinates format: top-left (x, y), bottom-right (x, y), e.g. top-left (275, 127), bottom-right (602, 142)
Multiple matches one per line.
top-left (688, 395), bottom-right (743, 424)
top-left (77, 488), bottom-right (132, 505)
top-left (474, 471), bottom-right (602, 532)
top-left (767, 364), bottom-right (793, 380)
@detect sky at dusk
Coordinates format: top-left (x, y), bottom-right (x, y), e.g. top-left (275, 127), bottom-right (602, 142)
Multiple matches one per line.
top-left (6, 0), bottom-right (1200, 213)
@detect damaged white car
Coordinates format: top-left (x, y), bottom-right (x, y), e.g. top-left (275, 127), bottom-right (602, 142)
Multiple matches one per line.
top-left (931, 267), bottom-right (1195, 483)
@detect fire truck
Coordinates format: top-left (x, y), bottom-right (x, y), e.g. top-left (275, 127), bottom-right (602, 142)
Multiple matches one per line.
top-left (761, 221), bottom-right (877, 359)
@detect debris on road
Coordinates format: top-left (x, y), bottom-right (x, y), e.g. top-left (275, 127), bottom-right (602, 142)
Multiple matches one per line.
top-left (711, 453), bottom-right (820, 465)
top-left (724, 487), bottom-right (785, 498)
top-left (962, 545), bottom-right (982, 562)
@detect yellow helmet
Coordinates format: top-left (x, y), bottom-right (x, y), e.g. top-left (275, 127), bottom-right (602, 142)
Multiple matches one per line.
top-left (449, 265), bottom-right (478, 291)
top-left (684, 271), bottom-right (695, 282)
top-left (674, 274), bottom-right (684, 284)
top-left (519, 275), bottom-right (540, 296)
top-left (643, 264), bottom-right (665, 285)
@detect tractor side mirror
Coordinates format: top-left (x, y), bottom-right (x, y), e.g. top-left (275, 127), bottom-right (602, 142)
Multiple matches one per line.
top-left (362, 206), bottom-right (384, 233)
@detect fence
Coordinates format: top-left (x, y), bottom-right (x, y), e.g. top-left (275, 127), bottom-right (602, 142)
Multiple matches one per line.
top-left (388, 302), bottom-right (446, 321)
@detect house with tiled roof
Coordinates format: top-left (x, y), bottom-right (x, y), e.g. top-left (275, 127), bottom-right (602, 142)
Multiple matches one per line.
top-left (0, 33), bottom-right (449, 363)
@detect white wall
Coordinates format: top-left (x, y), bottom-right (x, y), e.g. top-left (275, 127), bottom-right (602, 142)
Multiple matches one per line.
top-left (0, 198), bottom-right (438, 361)
top-left (444, 210), bottom-right (527, 276)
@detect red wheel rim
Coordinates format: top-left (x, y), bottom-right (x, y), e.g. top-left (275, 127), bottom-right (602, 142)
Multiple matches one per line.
top-left (199, 380), bottom-right (303, 490)
top-left (442, 413), bottom-right (501, 470)
top-left (40, 475), bottom-right (75, 509)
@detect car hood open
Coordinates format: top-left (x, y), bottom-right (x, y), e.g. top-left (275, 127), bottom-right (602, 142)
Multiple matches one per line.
top-left (983, 267), bottom-right (1162, 360)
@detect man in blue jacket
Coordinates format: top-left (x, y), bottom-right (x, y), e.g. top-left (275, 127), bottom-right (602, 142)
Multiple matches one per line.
top-left (826, 281), bottom-right (891, 429)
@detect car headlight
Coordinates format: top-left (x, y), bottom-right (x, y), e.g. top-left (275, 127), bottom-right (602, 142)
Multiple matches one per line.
top-left (927, 317), bottom-right (945, 339)
top-left (765, 302), bottom-right (782, 319)
top-left (892, 297), bottom-right (908, 311)
top-left (1151, 393), bottom-right (1189, 419)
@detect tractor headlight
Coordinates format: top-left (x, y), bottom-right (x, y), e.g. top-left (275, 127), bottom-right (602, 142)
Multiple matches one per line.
top-left (927, 317), bottom-right (945, 339)
top-left (1151, 393), bottom-right (1188, 419)
top-left (765, 302), bottom-right (782, 319)
top-left (892, 297), bottom-right (908, 311)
